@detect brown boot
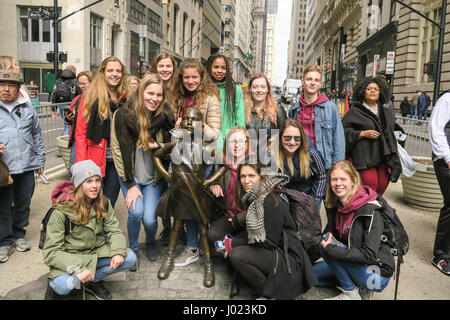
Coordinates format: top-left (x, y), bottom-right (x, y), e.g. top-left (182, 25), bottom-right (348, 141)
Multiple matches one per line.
top-left (158, 255), bottom-right (174, 280)
top-left (204, 259), bottom-right (215, 288)
top-left (158, 219), bottom-right (182, 280)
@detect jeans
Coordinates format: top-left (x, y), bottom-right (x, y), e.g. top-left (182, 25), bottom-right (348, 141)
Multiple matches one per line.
top-left (433, 158), bottom-right (450, 259)
top-left (119, 178), bottom-right (170, 252)
top-left (103, 162), bottom-right (120, 208)
top-left (68, 145), bottom-right (76, 178)
top-left (409, 104), bottom-right (418, 119)
top-left (418, 108), bottom-right (427, 121)
top-left (49, 250), bottom-right (137, 295)
top-left (313, 242), bottom-right (390, 292)
top-left (58, 105), bottom-right (71, 136)
top-left (0, 170), bottom-right (35, 246)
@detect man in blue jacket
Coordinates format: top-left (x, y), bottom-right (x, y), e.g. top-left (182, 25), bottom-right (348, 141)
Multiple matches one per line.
top-left (417, 91), bottom-right (428, 121)
top-left (0, 71), bottom-right (45, 263)
top-left (288, 65), bottom-right (345, 171)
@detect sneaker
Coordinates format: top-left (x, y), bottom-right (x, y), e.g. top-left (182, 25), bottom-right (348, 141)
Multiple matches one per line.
top-left (0, 246), bottom-right (13, 263)
top-left (130, 250), bottom-right (139, 272)
top-left (146, 242), bottom-right (160, 261)
top-left (85, 280), bottom-right (112, 300)
top-left (325, 287), bottom-right (362, 300)
top-left (159, 227), bottom-right (171, 247)
top-left (432, 257), bottom-right (450, 276)
top-left (174, 247), bottom-right (199, 267)
top-left (13, 238), bottom-right (30, 252)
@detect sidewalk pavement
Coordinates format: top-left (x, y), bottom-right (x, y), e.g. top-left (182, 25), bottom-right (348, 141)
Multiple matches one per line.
top-left (1, 168), bottom-right (449, 300)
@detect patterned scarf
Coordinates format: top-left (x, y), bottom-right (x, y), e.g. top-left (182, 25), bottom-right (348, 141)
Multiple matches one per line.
top-left (243, 173), bottom-right (290, 244)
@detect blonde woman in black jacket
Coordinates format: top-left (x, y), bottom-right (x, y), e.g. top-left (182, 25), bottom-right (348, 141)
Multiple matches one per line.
top-left (313, 160), bottom-right (395, 300)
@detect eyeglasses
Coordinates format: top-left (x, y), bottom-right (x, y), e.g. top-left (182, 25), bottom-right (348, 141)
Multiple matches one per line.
top-left (77, 82), bottom-right (89, 87)
top-left (229, 139), bottom-right (247, 145)
top-left (0, 83), bottom-right (19, 89)
top-left (283, 136), bottom-right (301, 142)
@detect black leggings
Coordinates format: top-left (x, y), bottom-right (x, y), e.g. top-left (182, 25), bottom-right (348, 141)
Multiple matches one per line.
top-left (229, 245), bottom-right (273, 295)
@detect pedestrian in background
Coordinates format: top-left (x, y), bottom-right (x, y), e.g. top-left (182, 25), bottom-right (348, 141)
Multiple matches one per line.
top-left (221, 163), bottom-right (317, 300)
top-left (52, 65), bottom-right (81, 157)
top-left (417, 90), bottom-right (427, 121)
top-left (112, 74), bottom-right (175, 265)
top-left (75, 56), bottom-right (130, 208)
top-left (43, 160), bottom-right (136, 300)
top-left (424, 92), bottom-right (431, 120)
top-left (313, 160), bottom-right (394, 300)
top-left (342, 77), bottom-right (403, 195)
top-left (206, 53), bottom-right (246, 152)
top-left (399, 96), bottom-right (411, 120)
top-left (288, 64), bottom-right (345, 171)
top-left (67, 71), bottom-right (94, 172)
top-left (168, 58), bottom-right (222, 269)
top-left (0, 70), bottom-right (45, 263)
top-left (428, 91), bottom-right (450, 276)
top-left (410, 91), bottom-right (419, 120)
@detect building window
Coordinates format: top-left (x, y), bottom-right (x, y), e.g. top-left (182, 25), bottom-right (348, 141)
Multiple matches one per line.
top-left (148, 9), bottom-right (162, 33)
top-left (148, 40), bottom-right (160, 63)
top-left (43, 20), bottom-right (51, 42)
top-left (20, 6), bottom-right (61, 43)
top-left (130, 0), bottom-right (146, 23)
top-left (21, 18), bottom-right (28, 41)
top-left (90, 14), bottom-right (103, 49)
top-left (420, 6), bottom-right (442, 83)
top-left (130, 31), bottom-right (140, 76)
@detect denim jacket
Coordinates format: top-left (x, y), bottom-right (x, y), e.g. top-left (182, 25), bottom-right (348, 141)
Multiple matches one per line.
top-left (0, 92), bottom-right (45, 174)
top-left (288, 100), bottom-right (345, 169)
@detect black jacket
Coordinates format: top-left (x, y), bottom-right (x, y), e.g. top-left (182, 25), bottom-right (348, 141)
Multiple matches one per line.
top-left (231, 194), bottom-right (317, 299)
top-left (399, 100), bottom-right (411, 114)
top-left (342, 102), bottom-right (403, 174)
top-left (323, 196), bottom-right (395, 278)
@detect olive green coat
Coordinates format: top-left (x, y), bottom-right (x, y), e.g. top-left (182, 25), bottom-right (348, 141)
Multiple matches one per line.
top-left (42, 202), bottom-right (129, 280)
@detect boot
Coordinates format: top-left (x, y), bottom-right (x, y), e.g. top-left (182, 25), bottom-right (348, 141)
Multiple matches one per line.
top-left (204, 259), bottom-right (215, 288)
top-left (158, 220), bottom-right (182, 280)
top-left (200, 225), bottom-right (215, 287)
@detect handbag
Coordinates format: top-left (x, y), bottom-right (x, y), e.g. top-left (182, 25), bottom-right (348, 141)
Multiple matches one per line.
top-left (397, 143), bottom-right (416, 177)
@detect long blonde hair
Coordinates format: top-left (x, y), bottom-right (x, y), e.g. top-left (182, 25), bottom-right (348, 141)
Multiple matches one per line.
top-left (170, 58), bottom-right (219, 114)
top-left (53, 183), bottom-right (108, 225)
top-left (0, 56), bottom-right (16, 70)
top-left (244, 74), bottom-right (278, 125)
top-left (134, 73), bottom-right (166, 151)
top-left (325, 160), bottom-right (362, 208)
top-left (82, 56), bottom-right (130, 122)
top-left (277, 119), bottom-right (311, 179)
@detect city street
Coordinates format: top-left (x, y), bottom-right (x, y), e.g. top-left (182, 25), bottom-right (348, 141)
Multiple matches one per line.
top-left (1, 168), bottom-right (449, 301)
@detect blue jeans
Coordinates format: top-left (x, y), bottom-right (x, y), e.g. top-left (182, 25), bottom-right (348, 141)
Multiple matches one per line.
top-left (49, 250), bottom-right (136, 295)
top-left (119, 178), bottom-right (170, 253)
top-left (409, 104), bottom-right (417, 119)
top-left (58, 105), bottom-right (71, 136)
top-left (313, 243), bottom-right (390, 292)
top-left (0, 170), bottom-right (35, 245)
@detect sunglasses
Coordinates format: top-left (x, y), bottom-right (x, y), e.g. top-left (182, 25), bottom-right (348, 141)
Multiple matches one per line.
top-left (283, 136), bottom-right (301, 142)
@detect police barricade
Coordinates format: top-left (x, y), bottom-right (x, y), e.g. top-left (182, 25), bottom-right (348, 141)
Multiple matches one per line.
top-left (34, 102), bottom-right (69, 184)
top-left (397, 116), bottom-right (431, 158)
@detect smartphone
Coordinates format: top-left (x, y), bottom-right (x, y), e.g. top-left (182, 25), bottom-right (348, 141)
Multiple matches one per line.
top-left (323, 232), bottom-right (339, 245)
top-left (394, 131), bottom-right (407, 141)
top-left (215, 240), bottom-right (224, 249)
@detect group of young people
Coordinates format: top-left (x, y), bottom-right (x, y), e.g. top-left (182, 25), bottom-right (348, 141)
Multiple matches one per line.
top-left (0, 51), bottom-right (417, 300)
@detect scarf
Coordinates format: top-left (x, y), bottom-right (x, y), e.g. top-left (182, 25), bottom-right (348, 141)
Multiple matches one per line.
top-left (335, 186), bottom-right (378, 241)
top-left (243, 173), bottom-right (290, 244)
top-left (86, 95), bottom-right (127, 144)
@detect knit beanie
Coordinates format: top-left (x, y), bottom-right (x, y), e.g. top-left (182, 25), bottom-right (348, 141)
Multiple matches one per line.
top-left (71, 160), bottom-right (102, 188)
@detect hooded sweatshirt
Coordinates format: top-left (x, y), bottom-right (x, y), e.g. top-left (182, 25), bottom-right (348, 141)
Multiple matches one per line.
top-left (298, 94), bottom-right (329, 147)
top-left (335, 186), bottom-right (377, 242)
top-left (51, 181), bottom-right (76, 204)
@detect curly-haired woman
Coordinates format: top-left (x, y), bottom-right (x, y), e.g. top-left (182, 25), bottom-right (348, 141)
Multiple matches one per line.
top-left (342, 77), bottom-right (403, 195)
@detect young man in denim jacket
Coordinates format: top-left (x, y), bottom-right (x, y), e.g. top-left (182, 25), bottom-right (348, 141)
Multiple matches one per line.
top-left (288, 65), bottom-right (345, 171)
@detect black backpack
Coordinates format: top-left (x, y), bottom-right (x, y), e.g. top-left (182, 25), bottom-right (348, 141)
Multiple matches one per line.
top-left (375, 196), bottom-right (409, 300)
top-left (53, 78), bottom-right (76, 103)
top-left (38, 207), bottom-right (74, 250)
top-left (275, 187), bottom-right (323, 250)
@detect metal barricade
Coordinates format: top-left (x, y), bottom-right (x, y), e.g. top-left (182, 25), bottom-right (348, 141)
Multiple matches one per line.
top-left (35, 102), bottom-right (68, 155)
top-left (397, 116), bottom-right (431, 158)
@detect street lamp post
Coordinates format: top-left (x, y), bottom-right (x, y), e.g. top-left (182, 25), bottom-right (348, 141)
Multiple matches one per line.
top-left (392, 0), bottom-right (447, 105)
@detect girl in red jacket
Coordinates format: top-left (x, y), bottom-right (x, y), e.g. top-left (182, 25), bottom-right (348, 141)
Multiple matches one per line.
top-left (75, 57), bottom-right (130, 208)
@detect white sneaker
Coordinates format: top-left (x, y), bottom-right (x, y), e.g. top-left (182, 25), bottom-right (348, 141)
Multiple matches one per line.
top-left (325, 287), bottom-right (362, 300)
top-left (13, 238), bottom-right (30, 252)
top-left (174, 247), bottom-right (199, 267)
